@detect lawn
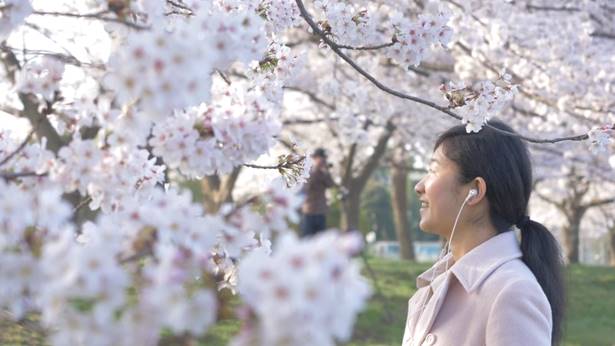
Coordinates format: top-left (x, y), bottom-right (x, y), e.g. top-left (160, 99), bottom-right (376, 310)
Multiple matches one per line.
top-left (2, 258), bottom-right (614, 345)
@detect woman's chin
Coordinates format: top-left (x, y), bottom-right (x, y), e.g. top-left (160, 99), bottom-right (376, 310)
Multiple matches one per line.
top-left (418, 220), bottom-right (431, 233)
top-left (418, 220), bottom-right (440, 236)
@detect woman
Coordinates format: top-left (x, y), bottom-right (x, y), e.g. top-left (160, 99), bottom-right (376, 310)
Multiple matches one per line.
top-left (402, 120), bottom-right (565, 346)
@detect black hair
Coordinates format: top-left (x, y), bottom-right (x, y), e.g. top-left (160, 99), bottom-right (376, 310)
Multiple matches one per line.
top-left (312, 148), bottom-right (327, 158)
top-left (435, 119), bottom-right (565, 345)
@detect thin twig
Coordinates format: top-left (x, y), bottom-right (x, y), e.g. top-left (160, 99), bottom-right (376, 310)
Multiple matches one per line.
top-left (295, 0), bottom-right (596, 145)
top-left (4, 46), bottom-right (104, 69)
top-left (223, 196), bottom-right (259, 221)
top-left (243, 157), bottom-right (304, 170)
top-left (118, 248), bottom-right (153, 265)
top-left (336, 40), bottom-right (396, 50)
top-left (590, 31), bottom-right (615, 40)
top-left (284, 86), bottom-right (336, 110)
top-left (525, 4), bottom-right (581, 12)
top-left (216, 69), bottom-right (232, 86)
top-left (0, 171), bottom-right (48, 180)
top-left (31, 10), bottom-right (149, 30)
top-left (167, 0), bottom-right (194, 12)
top-left (73, 196), bottom-right (93, 213)
top-left (0, 128), bottom-right (36, 167)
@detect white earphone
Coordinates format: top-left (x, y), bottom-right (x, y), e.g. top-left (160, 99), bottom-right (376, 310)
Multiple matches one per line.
top-left (418, 187), bottom-right (479, 314)
top-left (444, 188), bottom-right (478, 268)
top-left (466, 188), bottom-right (478, 201)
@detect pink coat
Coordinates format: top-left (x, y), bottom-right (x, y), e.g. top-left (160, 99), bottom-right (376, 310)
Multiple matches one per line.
top-left (402, 231), bottom-right (552, 346)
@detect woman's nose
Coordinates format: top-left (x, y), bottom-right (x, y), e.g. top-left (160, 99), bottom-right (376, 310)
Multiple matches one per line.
top-left (414, 177), bottom-right (425, 195)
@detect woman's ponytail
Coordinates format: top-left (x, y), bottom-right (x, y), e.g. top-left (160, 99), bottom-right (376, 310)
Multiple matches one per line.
top-left (435, 120), bottom-right (567, 346)
top-left (519, 219), bottom-right (566, 345)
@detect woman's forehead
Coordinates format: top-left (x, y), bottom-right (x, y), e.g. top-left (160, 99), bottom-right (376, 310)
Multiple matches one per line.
top-left (430, 147), bottom-right (458, 171)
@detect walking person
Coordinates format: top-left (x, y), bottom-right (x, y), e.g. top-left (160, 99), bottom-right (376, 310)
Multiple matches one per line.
top-left (402, 119), bottom-right (565, 346)
top-left (300, 148), bottom-right (335, 237)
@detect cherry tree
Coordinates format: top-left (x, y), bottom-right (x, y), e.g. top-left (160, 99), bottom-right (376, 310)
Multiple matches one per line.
top-left (1, 0), bottom-right (614, 345)
top-left (278, 0), bottom-right (614, 262)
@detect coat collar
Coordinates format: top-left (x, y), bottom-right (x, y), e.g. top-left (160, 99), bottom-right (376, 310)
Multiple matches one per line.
top-left (416, 230), bottom-right (522, 293)
top-left (450, 230), bottom-right (522, 293)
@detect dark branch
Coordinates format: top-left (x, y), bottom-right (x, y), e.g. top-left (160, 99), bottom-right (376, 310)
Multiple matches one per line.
top-left (583, 197), bottom-right (615, 209)
top-left (336, 40), bottom-right (396, 51)
top-left (283, 117), bottom-right (337, 125)
top-left (284, 86), bottom-right (336, 110)
top-left (243, 157), bottom-right (304, 170)
top-left (32, 10), bottom-right (149, 30)
top-left (216, 69), bottom-right (232, 85)
top-left (590, 31), bottom-right (615, 40)
top-left (0, 128), bottom-right (36, 167)
top-left (0, 171), bottom-right (48, 181)
top-left (295, 0), bottom-right (592, 145)
top-left (4, 46), bottom-right (104, 69)
top-left (525, 4), bottom-right (581, 12)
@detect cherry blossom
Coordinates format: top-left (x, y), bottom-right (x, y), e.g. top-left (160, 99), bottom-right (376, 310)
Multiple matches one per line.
top-left (234, 231), bottom-right (371, 346)
top-left (0, 0), bottom-right (32, 41)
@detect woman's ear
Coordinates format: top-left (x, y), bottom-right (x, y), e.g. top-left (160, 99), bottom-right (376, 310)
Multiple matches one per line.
top-left (467, 177), bottom-right (487, 206)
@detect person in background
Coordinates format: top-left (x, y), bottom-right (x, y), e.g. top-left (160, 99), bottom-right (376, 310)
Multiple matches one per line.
top-left (300, 148), bottom-right (335, 237)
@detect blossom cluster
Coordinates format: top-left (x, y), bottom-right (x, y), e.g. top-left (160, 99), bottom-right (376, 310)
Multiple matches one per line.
top-left (388, 11), bottom-right (453, 67)
top-left (262, 0), bottom-right (302, 32)
top-left (441, 77), bottom-right (517, 133)
top-left (0, 179), bottom-right (71, 319)
top-left (0, 0), bottom-right (32, 41)
top-left (149, 84), bottom-right (281, 178)
top-left (315, 0), bottom-right (382, 47)
top-left (105, 5), bottom-right (268, 116)
top-left (16, 56), bottom-right (65, 101)
top-left (0, 129), bottom-right (55, 177)
top-left (233, 231), bottom-right (371, 346)
top-left (588, 125), bottom-right (615, 154)
top-left (51, 137), bottom-right (166, 212)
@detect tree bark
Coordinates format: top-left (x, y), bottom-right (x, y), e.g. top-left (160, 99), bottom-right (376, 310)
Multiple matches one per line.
top-left (338, 121), bottom-right (396, 231)
top-left (609, 227), bottom-right (615, 267)
top-left (341, 188), bottom-right (361, 231)
top-left (200, 167), bottom-right (242, 213)
top-left (562, 209), bottom-right (584, 264)
top-left (390, 163), bottom-right (415, 260)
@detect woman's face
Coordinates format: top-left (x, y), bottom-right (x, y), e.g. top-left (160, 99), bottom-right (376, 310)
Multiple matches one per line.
top-left (414, 146), bottom-right (466, 238)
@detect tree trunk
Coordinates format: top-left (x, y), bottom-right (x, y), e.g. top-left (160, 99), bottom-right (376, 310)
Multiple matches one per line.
top-left (563, 210), bottom-right (583, 264)
top-left (341, 189), bottom-right (361, 231)
top-left (609, 227), bottom-right (615, 267)
top-left (200, 167), bottom-right (241, 213)
top-left (390, 164), bottom-right (415, 260)
top-left (338, 121), bottom-right (396, 232)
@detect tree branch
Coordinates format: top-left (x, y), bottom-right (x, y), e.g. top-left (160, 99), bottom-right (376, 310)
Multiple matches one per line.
top-left (534, 189), bottom-right (564, 210)
top-left (341, 117), bottom-right (373, 187)
top-left (341, 142), bottom-right (357, 187)
top-left (0, 128), bottom-right (36, 167)
top-left (283, 117), bottom-right (336, 125)
top-left (583, 197), bottom-right (615, 209)
top-left (354, 120), bottom-right (396, 190)
top-left (590, 31), bottom-right (615, 40)
top-left (18, 93), bottom-right (65, 154)
top-left (4, 46), bottom-right (104, 69)
top-left (336, 40), bottom-right (396, 51)
top-left (284, 86), bottom-right (336, 110)
top-left (31, 10), bottom-right (149, 30)
top-left (525, 4), bottom-right (581, 12)
top-left (295, 0), bottom-right (593, 145)
top-left (243, 157), bottom-right (304, 170)
top-left (0, 171), bottom-right (48, 181)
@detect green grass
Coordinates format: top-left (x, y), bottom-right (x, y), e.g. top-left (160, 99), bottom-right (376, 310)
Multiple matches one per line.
top-left (2, 259), bottom-right (614, 345)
